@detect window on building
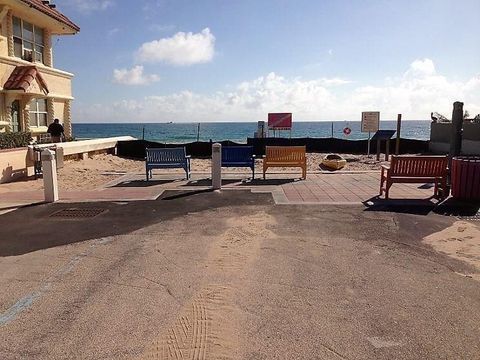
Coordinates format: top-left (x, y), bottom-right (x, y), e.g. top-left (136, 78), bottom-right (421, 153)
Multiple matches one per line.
top-left (29, 99), bottom-right (48, 127)
top-left (13, 16), bottom-right (44, 63)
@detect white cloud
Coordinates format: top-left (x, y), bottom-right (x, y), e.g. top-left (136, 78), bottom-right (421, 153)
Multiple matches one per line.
top-left (78, 59), bottom-right (480, 122)
top-left (107, 28), bottom-right (120, 38)
top-left (136, 28), bottom-right (215, 66)
top-left (406, 58), bottom-right (436, 77)
top-left (112, 66), bottom-right (160, 86)
top-left (63, 0), bottom-right (114, 13)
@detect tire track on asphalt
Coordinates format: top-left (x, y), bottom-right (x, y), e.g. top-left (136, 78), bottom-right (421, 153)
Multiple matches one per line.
top-left (141, 211), bottom-right (276, 359)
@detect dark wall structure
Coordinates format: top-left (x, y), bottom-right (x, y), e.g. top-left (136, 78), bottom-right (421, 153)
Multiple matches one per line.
top-left (117, 138), bottom-right (429, 159)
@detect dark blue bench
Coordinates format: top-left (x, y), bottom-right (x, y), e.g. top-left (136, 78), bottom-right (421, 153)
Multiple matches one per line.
top-left (145, 147), bottom-right (191, 181)
top-left (221, 146), bottom-right (256, 178)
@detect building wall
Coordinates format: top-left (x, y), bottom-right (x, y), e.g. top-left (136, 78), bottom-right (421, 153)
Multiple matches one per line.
top-left (53, 101), bottom-right (65, 123)
top-left (429, 122), bottom-right (480, 155)
top-left (0, 2), bottom-right (76, 135)
top-left (0, 9), bottom-right (8, 56)
top-left (0, 62), bottom-right (73, 97)
top-left (0, 147), bottom-right (33, 183)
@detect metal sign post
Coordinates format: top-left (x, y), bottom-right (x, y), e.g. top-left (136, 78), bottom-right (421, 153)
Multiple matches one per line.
top-left (367, 131), bottom-right (371, 157)
top-left (361, 112), bottom-right (380, 157)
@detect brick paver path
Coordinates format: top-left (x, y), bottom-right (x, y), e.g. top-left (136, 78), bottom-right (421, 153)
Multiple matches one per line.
top-left (0, 171), bottom-right (437, 208)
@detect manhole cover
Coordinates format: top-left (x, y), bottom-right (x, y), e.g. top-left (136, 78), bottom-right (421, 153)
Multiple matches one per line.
top-left (49, 208), bottom-right (106, 218)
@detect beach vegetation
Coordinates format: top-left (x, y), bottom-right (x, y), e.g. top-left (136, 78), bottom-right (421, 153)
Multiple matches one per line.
top-left (0, 132), bottom-right (32, 150)
top-left (433, 110), bottom-right (479, 123)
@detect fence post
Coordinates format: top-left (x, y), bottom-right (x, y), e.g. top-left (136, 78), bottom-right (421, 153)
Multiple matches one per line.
top-left (41, 149), bottom-right (59, 202)
top-left (395, 114), bottom-right (402, 155)
top-left (450, 102), bottom-right (463, 157)
top-left (211, 143), bottom-right (222, 190)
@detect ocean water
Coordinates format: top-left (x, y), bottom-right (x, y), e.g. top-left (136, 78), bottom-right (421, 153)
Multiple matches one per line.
top-left (72, 121), bottom-right (431, 143)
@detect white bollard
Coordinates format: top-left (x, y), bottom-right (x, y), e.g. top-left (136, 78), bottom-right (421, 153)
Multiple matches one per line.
top-left (211, 143), bottom-right (222, 190)
top-left (41, 149), bottom-right (59, 202)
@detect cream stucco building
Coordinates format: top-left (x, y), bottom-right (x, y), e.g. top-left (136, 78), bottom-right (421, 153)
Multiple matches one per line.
top-left (0, 0), bottom-right (79, 138)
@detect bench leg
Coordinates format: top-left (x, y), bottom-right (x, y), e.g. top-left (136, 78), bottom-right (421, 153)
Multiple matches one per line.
top-left (146, 167), bottom-right (149, 181)
top-left (302, 166), bottom-right (306, 180)
top-left (252, 166), bottom-right (255, 180)
top-left (385, 182), bottom-right (392, 200)
top-left (263, 166), bottom-right (267, 180)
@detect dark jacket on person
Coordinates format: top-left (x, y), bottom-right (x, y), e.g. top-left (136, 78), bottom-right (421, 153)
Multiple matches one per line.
top-left (47, 123), bottom-right (64, 137)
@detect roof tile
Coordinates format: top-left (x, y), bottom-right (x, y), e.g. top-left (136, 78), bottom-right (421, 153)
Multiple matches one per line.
top-left (4, 66), bottom-right (49, 94)
top-left (19, 0), bottom-right (80, 32)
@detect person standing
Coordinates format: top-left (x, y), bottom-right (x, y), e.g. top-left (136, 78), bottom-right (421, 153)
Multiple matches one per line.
top-left (47, 118), bottom-right (65, 143)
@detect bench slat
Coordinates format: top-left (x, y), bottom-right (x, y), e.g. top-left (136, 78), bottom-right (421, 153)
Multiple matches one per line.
top-left (221, 146), bottom-right (255, 178)
top-left (145, 147), bottom-right (190, 180)
top-left (263, 146), bottom-right (307, 179)
top-left (380, 155), bottom-right (448, 199)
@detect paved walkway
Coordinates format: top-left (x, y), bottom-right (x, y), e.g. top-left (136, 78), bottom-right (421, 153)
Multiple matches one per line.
top-left (1, 191), bottom-right (479, 359)
top-left (0, 171), bottom-right (437, 207)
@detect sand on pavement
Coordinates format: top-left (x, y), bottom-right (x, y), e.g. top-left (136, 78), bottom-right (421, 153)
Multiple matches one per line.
top-left (423, 221), bottom-right (480, 280)
top-left (0, 152), bottom-right (388, 193)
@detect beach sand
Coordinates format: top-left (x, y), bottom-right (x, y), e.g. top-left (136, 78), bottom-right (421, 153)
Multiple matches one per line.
top-left (0, 152), bottom-right (388, 192)
top-left (423, 221), bottom-right (480, 280)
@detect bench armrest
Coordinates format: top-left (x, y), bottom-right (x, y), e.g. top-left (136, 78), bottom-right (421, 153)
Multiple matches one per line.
top-left (252, 154), bottom-right (257, 159)
top-left (381, 165), bottom-right (390, 170)
top-left (185, 155), bottom-right (191, 158)
top-left (262, 155), bottom-right (266, 158)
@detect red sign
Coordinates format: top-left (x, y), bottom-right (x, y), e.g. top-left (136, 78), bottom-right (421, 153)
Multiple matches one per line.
top-left (268, 113), bottom-right (292, 130)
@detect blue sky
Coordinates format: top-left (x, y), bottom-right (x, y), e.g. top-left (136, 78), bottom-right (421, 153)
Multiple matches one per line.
top-left (54, 0), bottom-right (480, 122)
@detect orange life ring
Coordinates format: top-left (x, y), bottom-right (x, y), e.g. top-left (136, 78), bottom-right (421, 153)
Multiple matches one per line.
top-left (343, 127), bottom-right (352, 136)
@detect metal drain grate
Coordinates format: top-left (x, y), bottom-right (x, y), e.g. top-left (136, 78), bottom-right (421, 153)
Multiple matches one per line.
top-left (49, 208), bottom-right (106, 218)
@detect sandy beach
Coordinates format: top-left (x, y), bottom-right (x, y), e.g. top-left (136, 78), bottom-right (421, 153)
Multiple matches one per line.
top-left (0, 153), bottom-right (389, 193)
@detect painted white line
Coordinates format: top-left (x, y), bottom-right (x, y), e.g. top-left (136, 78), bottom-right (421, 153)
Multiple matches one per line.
top-left (0, 237), bottom-right (110, 327)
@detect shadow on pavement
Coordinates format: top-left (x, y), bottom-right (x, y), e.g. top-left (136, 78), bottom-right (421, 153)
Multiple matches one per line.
top-left (113, 179), bottom-right (179, 187)
top-left (184, 178), bottom-right (241, 186)
top-left (240, 178), bottom-right (297, 186)
top-left (0, 190), bottom-right (273, 257)
top-left (362, 196), bottom-right (437, 216)
top-left (160, 189), bottom-right (213, 200)
top-left (363, 196), bottom-right (480, 218)
top-left (433, 198), bottom-right (480, 217)
top-left (0, 201), bottom-right (46, 212)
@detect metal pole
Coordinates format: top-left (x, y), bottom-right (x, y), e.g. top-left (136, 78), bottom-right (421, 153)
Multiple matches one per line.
top-left (142, 126), bottom-right (145, 140)
top-left (367, 132), bottom-right (371, 157)
top-left (448, 102), bottom-right (464, 191)
top-left (197, 123), bottom-right (200, 142)
top-left (395, 114), bottom-right (401, 155)
top-left (450, 102), bottom-right (463, 158)
top-left (331, 122), bottom-right (334, 138)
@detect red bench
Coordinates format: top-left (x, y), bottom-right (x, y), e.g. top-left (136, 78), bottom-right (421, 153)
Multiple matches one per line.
top-left (380, 155), bottom-right (448, 199)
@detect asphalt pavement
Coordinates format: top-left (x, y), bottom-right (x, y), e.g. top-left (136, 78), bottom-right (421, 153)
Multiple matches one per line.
top-left (0, 190), bottom-right (479, 359)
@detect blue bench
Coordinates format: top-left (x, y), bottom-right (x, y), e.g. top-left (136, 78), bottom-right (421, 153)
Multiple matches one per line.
top-left (221, 146), bottom-right (256, 178)
top-left (145, 147), bottom-right (191, 181)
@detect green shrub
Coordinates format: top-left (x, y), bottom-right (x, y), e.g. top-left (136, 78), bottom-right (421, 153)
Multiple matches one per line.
top-left (0, 132), bottom-right (33, 149)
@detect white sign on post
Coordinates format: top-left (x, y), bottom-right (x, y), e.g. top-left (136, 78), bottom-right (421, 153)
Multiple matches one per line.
top-left (361, 112), bottom-right (380, 132)
top-left (361, 111), bottom-right (380, 157)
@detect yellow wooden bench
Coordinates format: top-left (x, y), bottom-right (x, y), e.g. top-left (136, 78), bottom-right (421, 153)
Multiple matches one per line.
top-left (263, 146), bottom-right (307, 179)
